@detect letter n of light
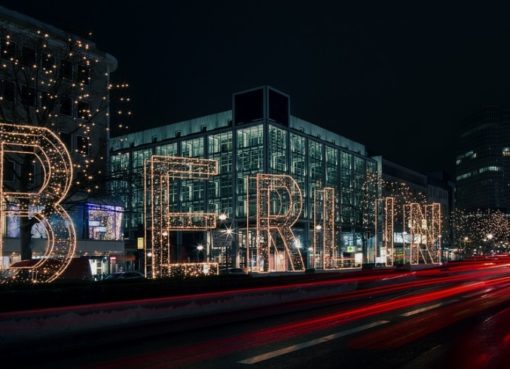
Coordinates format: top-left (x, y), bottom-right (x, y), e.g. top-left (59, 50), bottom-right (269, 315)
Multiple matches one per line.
top-left (403, 202), bottom-right (441, 265)
top-left (144, 156), bottom-right (218, 278)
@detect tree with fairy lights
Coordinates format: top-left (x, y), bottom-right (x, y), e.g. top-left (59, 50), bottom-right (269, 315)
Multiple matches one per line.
top-left (452, 209), bottom-right (510, 256)
top-left (0, 26), bottom-right (130, 261)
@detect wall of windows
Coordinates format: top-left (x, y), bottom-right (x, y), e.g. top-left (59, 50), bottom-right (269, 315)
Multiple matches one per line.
top-left (236, 125), bottom-right (264, 216)
top-left (208, 132), bottom-right (233, 215)
top-left (130, 149), bottom-right (152, 227)
top-left (155, 142), bottom-right (177, 156)
top-left (109, 121), bottom-right (377, 246)
top-left (308, 140), bottom-right (324, 219)
top-left (269, 125), bottom-right (287, 173)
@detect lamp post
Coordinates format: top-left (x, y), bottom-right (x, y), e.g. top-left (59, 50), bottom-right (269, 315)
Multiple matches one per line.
top-left (196, 244), bottom-right (204, 262)
top-left (487, 233), bottom-right (494, 255)
top-left (314, 224), bottom-right (322, 269)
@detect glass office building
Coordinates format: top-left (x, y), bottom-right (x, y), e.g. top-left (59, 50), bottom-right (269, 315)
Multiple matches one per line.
top-left (109, 87), bottom-right (378, 269)
top-left (456, 106), bottom-right (510, 212)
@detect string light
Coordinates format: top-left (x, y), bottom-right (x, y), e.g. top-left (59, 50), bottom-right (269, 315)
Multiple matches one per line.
top-left (144, 155), bottom-right (218, 278)
top-left (375, 197), bottom-right (395, 266)
top-left (251, 173), bottom-right (304, 272)
top-left (313, 187), bottom-right (336, 269)
top-left (0, 123), bottom-right (76, 283)
top-left (403, 203), bottom-right (441, 265)
top-left (167, 262), bottom-right (219, 278)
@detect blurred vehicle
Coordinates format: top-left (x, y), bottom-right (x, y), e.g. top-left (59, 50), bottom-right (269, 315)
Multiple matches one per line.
top-left (105, 271), bottom-right (145, 280)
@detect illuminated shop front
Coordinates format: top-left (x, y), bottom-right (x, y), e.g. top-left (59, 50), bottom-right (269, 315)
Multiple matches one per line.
top-left (1, 199), bottom-right (126, 278)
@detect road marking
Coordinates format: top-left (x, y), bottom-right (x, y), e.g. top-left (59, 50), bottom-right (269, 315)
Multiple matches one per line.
top-left (400, 303), bottom-right (443, 317)
top-left (237, 320), bottom-right (389, 365)
top-left (463, 288), bottom-right (493, 299)
top-left (400, 299), bottom-right (459, 317)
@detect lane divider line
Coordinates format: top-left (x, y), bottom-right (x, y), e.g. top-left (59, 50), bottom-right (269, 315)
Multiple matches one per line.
top-left (400, 299), bottom-right (459, 317)
top-left (237, 320), bottom-right (389, 365)
top-left (400, 303), bottom-right (444, 317)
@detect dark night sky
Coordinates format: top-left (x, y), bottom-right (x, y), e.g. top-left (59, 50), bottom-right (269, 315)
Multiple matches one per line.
top-left (3, 1), bottom-right (510, 175)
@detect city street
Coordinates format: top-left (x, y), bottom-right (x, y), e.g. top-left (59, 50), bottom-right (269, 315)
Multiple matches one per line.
top-left (2, 3), bottom-right (510, 368)
top-left (4, 259), bottom-right (510, 369)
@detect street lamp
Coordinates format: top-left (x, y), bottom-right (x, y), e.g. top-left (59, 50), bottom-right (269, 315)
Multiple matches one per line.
top-left (219, 213), bottom-right (227, 222)
top-left (294, 239), bottom-right (302, 249)
top-left (196, 244), bottom-right (204, 262)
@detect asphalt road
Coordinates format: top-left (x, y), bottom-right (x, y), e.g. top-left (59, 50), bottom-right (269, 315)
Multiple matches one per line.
top-left (5, 259), bottom-right (510, 369)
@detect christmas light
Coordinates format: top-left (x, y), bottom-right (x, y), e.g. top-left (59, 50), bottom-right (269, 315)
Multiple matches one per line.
top-left (375, 197), bottom-right (395, 266)
top-left (403, 203), bottom-right (441, 265)
top-left (252, 173), bottom-right (304, 272)
top-left (144, 155), bottom-right (218, 278)
top-left (0, 123), bottom-right (76, 283)
top-left (168, 262), bottom-right (219, 277)
top-left (313, 187), bottom-right (336, 269)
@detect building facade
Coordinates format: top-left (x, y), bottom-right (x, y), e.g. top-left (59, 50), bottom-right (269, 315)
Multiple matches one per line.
top-left (0, 6), bottom-right (124, 276)
top-left (374, 157), bottom-right (454, 218)
top-left (456, 106), bottom-right (510, 212)
top-left (110, 87), bottom-right (378, 270)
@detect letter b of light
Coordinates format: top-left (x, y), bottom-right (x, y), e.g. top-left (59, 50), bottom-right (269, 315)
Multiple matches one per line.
top-left (0, 123), bottom-right (76, 283)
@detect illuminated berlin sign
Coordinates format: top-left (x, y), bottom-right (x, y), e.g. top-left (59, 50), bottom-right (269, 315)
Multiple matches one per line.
top-left (143, 155), bottom-right (442, 277)
top-left (0, 143), bottom-right (442, 282)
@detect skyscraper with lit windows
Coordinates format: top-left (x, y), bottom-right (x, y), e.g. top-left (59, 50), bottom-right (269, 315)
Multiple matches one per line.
top-left (455, 106), bottom-right (510, 211)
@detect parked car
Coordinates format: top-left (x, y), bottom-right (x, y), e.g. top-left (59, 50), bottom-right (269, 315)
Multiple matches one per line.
top-left (105, 271), bottom-right (145, 280)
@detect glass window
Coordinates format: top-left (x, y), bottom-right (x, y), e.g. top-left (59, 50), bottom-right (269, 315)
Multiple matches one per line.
top-left (111, 152), bottom-right (130, 173)
top-left (155, 142), bottom-right (177, 156)
top-left (182, 137), bottom-right (204, 157)
top-left (237, 125), bottom-right (263, 149)
top-left (326, 146), bottom-right (338, 186)
top-left (88, 204), bottom-right (124, 240)
top-left (133, 149), bottom-right (151, 168)
top-left (208, 132), bottom-right (232, 154)
top-left (269, 125), bottom-right (287, 173)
